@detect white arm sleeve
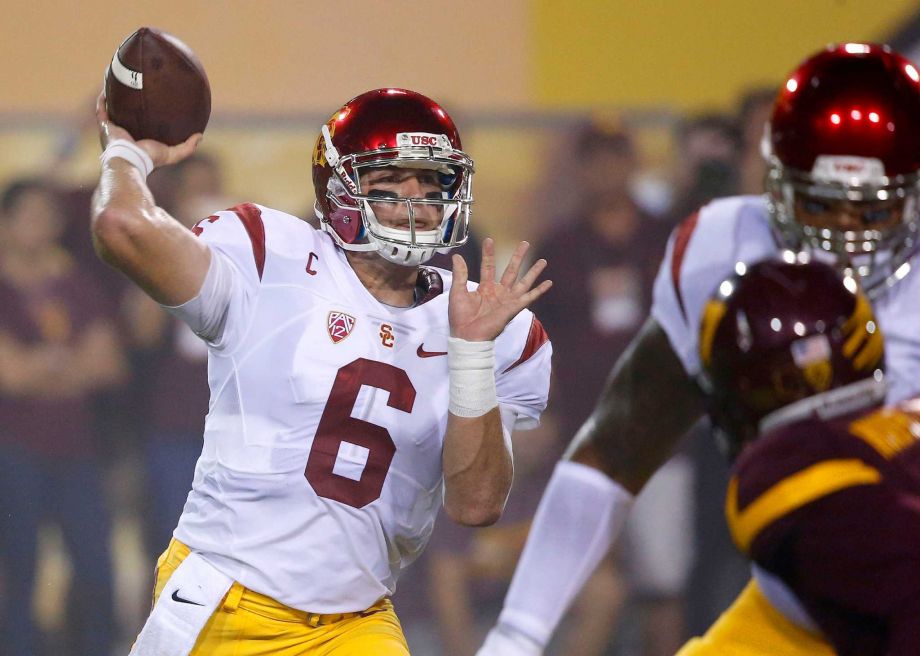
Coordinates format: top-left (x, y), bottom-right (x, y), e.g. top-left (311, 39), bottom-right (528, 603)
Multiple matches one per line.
top-left (479, 461), bottom-right (633, 654)
top-left (651, 197), bottom-right (779, 377)
top-left (162, 207), bottom-right (265, 349)
top-left (163, 248), bottom-right (235, 344)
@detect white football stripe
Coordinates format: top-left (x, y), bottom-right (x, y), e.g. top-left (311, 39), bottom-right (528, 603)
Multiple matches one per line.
top-left (110, 52), bottom-right (143, 90)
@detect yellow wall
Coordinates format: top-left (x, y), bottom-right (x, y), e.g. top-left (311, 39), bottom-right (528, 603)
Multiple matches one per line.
top-left (3, 1), bottom-right (919, 115)
top-left (534, 0), bottom-right (918, 110)
top-left (1, 1), bottom-right (531, 114)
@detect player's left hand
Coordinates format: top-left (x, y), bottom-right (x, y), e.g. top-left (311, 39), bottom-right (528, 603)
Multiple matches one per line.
top-left (449, 238), bottom-right (551, 342)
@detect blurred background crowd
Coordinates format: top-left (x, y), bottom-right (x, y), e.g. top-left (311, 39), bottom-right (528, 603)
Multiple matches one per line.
top-left (3, 2), bottom-right (920, 654)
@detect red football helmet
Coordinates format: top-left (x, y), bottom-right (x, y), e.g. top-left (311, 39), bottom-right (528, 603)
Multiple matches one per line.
top-left (699, 259), bottom-right (885, 460)
top-left (312, 88), bottom-right (474, 266)
top-left (763, 43), bottom-right (920, 294)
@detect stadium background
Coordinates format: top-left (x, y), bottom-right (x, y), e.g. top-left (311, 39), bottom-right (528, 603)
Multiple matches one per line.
top-left (2, 1), bottom-right (919, 654)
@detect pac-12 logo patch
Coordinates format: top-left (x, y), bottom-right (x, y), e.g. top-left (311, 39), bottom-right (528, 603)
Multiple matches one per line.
top-left (327, 311), bottom-right (356, 344)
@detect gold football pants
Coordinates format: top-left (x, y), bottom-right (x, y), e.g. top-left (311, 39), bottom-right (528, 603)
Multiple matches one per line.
top-left (148, 538), bottom-right (411, 655)
top-left (676, 579), bottom-right (835, 656)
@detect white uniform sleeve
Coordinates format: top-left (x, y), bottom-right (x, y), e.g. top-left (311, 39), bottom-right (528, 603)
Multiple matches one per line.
top-left (651, 198), bottom-right (775, 377)
top-left (651, 216), bottom-right (702, 376)
top-left (162, 208), bottom-right (263, 350)
top-left (478, 461), bottom-right (633, 655)
top-left (164, 249), bottom-right (235, 343)
top-left (494, 309), bottom-right (552, 431)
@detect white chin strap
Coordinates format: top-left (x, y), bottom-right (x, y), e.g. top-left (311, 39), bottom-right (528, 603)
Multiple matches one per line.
top-left (361, 199), bottom-right (448, 266)
top-left (372, 239), bottom-right (438, 266)
top-left (316, 202), bottom-right (443, 266)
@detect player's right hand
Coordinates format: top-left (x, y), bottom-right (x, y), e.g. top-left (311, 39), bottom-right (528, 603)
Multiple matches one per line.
top-left (95, 91), bottom-right (202, 170)
top-left (476, 625), bottom-right (544, 656)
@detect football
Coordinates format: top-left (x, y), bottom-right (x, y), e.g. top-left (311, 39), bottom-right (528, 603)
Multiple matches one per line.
top-left (104, 27), bottom-right (211, 146)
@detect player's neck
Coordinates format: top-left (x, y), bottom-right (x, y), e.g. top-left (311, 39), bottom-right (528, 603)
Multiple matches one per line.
top-left (345, 251), bottom-right (418, 307)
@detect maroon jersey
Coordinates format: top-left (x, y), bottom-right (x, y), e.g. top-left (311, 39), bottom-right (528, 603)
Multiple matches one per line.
top-left (726, 400), bottom-right (920, 655)
top-left (0, 267), bottom-right (115, 457)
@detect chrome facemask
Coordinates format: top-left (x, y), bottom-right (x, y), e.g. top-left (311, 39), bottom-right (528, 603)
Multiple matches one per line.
top-left (765, 160), bottom-right (920, 296)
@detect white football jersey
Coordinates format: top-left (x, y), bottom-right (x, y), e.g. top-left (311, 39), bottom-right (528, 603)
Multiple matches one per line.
top-left (170, 204), bottom-right (552, 613)
top-left (653, 194), bottom-right (920, 403)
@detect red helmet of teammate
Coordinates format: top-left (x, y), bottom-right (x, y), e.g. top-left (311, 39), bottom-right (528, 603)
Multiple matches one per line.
top-left (311, 88), bottom-right (474, 266)
top-left (698, 259), bottom-right (884, 460)
top-left (763, 43), bottom-right (920, 293)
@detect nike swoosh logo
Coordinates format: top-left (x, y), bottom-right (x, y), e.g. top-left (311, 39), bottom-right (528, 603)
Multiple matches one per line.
top-left (171, 589), bottom-right (205, 606)
top-left (417, 344), bottom-right (447, 358)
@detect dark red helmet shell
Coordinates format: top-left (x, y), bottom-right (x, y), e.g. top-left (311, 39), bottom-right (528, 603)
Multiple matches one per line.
top-left (699, 259), bottom-right (883, 458)
top-left (770, 43), bottom-right (920, 177)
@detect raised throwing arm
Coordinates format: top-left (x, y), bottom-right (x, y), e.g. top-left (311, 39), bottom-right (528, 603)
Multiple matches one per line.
top-left (91, 93), bottom-right (209, 306)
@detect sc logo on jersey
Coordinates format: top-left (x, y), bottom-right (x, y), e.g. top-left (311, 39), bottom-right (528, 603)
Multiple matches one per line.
top-left (380, 324), bottom-right (395, 348)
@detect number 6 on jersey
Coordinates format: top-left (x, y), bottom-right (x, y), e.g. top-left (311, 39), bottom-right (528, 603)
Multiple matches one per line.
top-left (305, 358), bottom-right (416, 508)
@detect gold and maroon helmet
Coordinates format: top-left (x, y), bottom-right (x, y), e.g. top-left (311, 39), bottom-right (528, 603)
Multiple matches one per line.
top-left (763, 43), bottom-right (920, 293)
top-left (698, 259), bottom-right (884, 459)
top-left (311, 88), bottom-right (474, 266)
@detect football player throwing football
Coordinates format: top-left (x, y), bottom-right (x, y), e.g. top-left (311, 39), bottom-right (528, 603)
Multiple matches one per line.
top-left (93, 88), bottom-right (553, 655)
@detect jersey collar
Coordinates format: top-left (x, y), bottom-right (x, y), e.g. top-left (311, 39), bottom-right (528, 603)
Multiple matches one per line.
top-left (758, 375), bottom-right (887, 435)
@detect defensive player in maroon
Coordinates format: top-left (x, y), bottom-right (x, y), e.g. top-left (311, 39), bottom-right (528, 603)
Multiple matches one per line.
top-left (679, 259), bottom-right (920, 655)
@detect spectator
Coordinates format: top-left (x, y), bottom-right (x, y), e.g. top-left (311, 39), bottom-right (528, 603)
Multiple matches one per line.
top-left (0, 178), bottom-right (125, 655)
top-left (534, 121), bottom-right (666, 447)
top-left (736, 87), bottom-right (779, 196)
top-left (667, 113), bottom-right (742, 227)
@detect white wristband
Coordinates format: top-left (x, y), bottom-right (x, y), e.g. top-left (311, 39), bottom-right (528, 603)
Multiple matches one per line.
top-left (448, 336), bottom-right (498, 417)
top-left (100, 139), bottom-right (154, 178)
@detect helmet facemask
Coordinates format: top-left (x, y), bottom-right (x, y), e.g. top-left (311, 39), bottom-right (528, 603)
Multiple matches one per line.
top-left (317, 125), bottom-right (474, 267)
top-left (765, 153), bottom-right (920, 296)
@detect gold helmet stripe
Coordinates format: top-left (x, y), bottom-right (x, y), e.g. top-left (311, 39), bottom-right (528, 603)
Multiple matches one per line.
top-left (699, 299), bottom-right (728, 368)
top-left (842, 292), bottom-right (883, 370)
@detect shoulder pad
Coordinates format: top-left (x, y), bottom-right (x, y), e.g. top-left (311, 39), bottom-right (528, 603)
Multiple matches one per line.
top-left (727, 420), bottom-right (883, 553)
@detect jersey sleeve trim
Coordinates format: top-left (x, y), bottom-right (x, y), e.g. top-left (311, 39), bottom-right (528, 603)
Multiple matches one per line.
top-left (230, 203), bottom-right (266, 280)
top-left (848, 408), bottom-right (919, 460)
top-left (726, 458), bottom-right (881, 554)
top-left (502, 316), bottom-right (549, 374)
top-left (670, 211), bottom-right (700, 323)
